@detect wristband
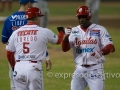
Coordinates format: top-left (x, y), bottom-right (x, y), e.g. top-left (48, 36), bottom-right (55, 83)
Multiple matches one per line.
top-left (45, 56), bottom-right (50, 60)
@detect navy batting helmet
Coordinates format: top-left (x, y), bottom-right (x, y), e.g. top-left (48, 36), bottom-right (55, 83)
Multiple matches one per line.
top-left (19, 0), bottom-right (37, 4)
top-left (26, 7), bottom-right (44, 19)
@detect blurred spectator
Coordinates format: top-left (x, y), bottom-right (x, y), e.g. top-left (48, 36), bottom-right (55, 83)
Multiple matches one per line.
top-left (86, 0), bottom-right (101, 24)
top-left (0, 0), bottom-right (13, 12)
top-left (33, 0), bottom-right (49, 27)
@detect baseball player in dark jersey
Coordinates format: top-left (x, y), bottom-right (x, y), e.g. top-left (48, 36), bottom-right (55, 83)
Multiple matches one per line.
top-left (1, 0), bottom-right (51, 90)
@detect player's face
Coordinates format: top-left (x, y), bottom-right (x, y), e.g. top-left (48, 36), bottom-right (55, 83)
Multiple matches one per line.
top-left (77, 15), bottom-right (90, 28)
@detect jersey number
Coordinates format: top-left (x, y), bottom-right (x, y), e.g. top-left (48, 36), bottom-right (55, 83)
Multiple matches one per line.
top-left (23, 42), bottom-right (30, 54)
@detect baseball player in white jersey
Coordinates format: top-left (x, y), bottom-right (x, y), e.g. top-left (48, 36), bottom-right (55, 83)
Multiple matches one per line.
top-left (62, 6), bottom-right (115, 90)
top-left (6, 7), bottom-right (65, 90)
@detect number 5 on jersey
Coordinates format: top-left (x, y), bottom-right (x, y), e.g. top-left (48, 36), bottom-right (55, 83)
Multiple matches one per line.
top-left (23, 42), bottom-right (30, 54)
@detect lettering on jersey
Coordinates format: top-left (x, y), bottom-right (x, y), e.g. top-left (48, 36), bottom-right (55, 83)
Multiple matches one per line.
top-left (54, 35), bottom-right (56, 38)
top-left (17, 30), bottom-right (38, 42)
top-left (18, 55), bottom-right (36, 59)
top-left (9, 15), bottom-right (26, 31)
top-left (72, 31), bottom-right (79, 34)
top-left (76, 47), bottom-right (95, 54)
top-left (9, 15), bottom-right (26, 21)
top-left (106, 34), bottom-right (112, 41)
top-left (12, 26), bottom-right (18, 31)
top-left (11, 21), bottom-right (26, 30)
top-left (90, 30), bottom-right (100, 36)
top-left (109, 38), bottom-right (112, 41)
top-left (12, 20), bottom-right (25, 26)
top-left (74, 37), bottom-right (97, 47)
top-left (89, 73), bottom-right (102, 79)
top-left (106, 34), bottom-right (110, 37)
top-left (18, 30), bottom-right (38, 36)
top-left (17, 36), bottom-right (37, 42)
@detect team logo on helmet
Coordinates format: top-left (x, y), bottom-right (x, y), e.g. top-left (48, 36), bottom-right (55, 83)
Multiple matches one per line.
top-left (25, 15), bottom-right (28, 19)
top-left (79, 8), bottom-right (82, 12)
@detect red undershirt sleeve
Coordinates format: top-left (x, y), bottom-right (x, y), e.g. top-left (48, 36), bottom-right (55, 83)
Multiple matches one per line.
top-left (56, 31), bottom-right (64, 44)
top-left (101, 44), bottom-right (115, 55)
top-left (6, 50), bottom-right (15, 68)
top-left (62, 35), bottom-right (70, 52)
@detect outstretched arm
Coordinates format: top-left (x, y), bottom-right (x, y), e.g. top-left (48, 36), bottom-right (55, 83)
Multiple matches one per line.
top-left (62, 35), bottom-right (70, 52)
top-left (56, 27), bottom-right (65, 44)
top-left (100, 44), bottom-right (115, 55)
top-left (62, 27), bottom-right (72, 52)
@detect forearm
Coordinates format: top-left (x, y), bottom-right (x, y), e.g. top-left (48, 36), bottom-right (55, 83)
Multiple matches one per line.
top-left (6, 51), bottom-right (15, 68)
top-left (62, 35), bottom-right (70, 52)
top-left (56, 31), bottom-right (64, 44)
top-left (100, 44), bottom-right (115, 55)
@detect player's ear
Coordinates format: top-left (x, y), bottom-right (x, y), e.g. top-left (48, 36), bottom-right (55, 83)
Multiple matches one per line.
top-left (27, 2), bottom-right (32, 8)
top-left (35, 17), bottom-right (38, 20)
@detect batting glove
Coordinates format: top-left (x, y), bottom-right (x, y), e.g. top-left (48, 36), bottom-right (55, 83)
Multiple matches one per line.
top-left (57, 27), bottom-right (65, 33)
top-left (65, 26), bottom-right (72, 35)
top-left (91, 51), bottom-right (102, 59)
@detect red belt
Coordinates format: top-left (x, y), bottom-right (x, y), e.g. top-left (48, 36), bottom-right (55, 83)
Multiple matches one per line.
top-left (81, 64), bottom-right (97, 67)
top-left (16, 60), bottom-right (37, 63)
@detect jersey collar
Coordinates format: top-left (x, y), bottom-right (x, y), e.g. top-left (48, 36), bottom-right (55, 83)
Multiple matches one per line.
top-left (80, 23), bottom-right (92, 32)
top-left (26, 22), bottom-right (36, 25)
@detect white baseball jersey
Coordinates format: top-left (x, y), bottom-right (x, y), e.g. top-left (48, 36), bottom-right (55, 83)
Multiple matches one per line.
top-left (6, 24), bottom-right (58, 62)
top-left (69, 24), bottom-right (114, 65)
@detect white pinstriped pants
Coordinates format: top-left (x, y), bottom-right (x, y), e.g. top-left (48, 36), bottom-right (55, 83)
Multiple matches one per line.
top-left (13, 61), bottom-right (43, 90)
top-left (71, 64), bottom-right (104, 90)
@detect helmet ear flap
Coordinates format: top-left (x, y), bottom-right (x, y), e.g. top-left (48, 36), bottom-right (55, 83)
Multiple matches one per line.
top-left (87, 7), bottom-right (91, 20)
top-left (87, 15), bottom-right (91, 20)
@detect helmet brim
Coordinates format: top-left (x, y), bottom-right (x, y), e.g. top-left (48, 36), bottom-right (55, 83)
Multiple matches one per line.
top-left (38, 14), bottom-right (44, 17)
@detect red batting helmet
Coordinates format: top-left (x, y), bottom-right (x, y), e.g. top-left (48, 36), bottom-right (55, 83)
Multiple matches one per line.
top-left (26, 7), bottom-right (44, 19)
top-left (76, 6), bottom-right (91, 20)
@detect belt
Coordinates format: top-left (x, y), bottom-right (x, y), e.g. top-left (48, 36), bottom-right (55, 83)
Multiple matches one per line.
top-left (81, 64), bottom-right (97, 67)
top-left (16, 60), bottom-right (37, 63)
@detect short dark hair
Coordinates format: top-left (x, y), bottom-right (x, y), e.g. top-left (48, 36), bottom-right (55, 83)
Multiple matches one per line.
top-left (27, 17), bottom-right (37, 21)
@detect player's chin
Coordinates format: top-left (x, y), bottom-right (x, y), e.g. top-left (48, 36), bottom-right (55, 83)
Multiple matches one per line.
top-left (80, 23), bottom-right (87, 28)
top-left (80, 23), bottom-right (84, 26)
top-left (80, 23), bottom-right (84, 27)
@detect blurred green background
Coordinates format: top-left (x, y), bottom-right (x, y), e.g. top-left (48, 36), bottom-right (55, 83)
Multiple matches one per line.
top-left (0, 1), bottom-right (120, 90)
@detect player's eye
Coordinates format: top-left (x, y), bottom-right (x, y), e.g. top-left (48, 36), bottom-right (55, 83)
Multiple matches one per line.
top-left (77, 15), bottom-right (87, 19)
